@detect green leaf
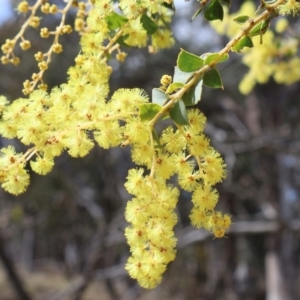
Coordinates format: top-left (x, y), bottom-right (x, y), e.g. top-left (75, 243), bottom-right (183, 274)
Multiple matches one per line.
top-left (173, 67), bottom-right (194, 84)
top-left (140, 14), bottom-right (158, 35)
top-left (191, 7), bottom-right (204, 21)
top-left (182, 79), bottom-right (203, 106)
top-left (249, 19), bottom-right (270, 37)
top-left (105, 53), bottom-right (112, 60)
top-left (169, 101), bottom-right (189, 126)
top-left (233, 15), bottom-right (251, 24)
top-left (231, 36), bottom-right (253, 52)
top-left (204, 53), bottom-right (229, 65)
top-left (116, 35), bottom-right (130, 47)
top-left (203, 68), bottom-right (223, 89)
top-left (166, 82), bottom-right (184, 94)
top-left (177, 49), bottom-right (204, 72)
top-left (204, 0), bottom-right (224, 21)
top-left (152, 128), bottom-right (161, 147)
top-left (106, 12), bottom-right (128, 30)
top-left (139, 103), bottom-right (162, 121)
top-left (152, 88), bottom-right (168, 105)
top-left (249, 23), bottom-right (262, 37)
top-left (220, 0), bottom-right (231, 7)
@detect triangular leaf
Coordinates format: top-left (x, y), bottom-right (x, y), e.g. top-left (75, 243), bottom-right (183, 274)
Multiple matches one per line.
top-left (233, 15), bottom-right (251, 24)
top-left (140, 14), bottom-right (158, 35)
top-left (173, 67), bottom-right (194, 84)
top-left (182, 79), bottom-right (203, 106)
top-left (203, 68), bottom-right (223, 89)
top-left (106, 12), bottom-right (128, 30)
top-left (166, 82), bottom-right (184, 94)
top-left (249, 19), bottom-right (270, 37)
top-left (231, 35), bottom-right (253, 52)
top-left (177, 49), bottom-right (204, 72)
top-left (249, 23), bottom-right (262, 37)
top-left (204, 0), bottom-right (224, 21)
top-left (152, 88), bottom-right (168, 105)
top-left (204, 53), bottom-right (229, 65)
top-left (116, 35), bottom-right (130, 47)
top-left (169, 101), bottom-right (189, 125)
top-left (139, 103), bottom-right (162, 121)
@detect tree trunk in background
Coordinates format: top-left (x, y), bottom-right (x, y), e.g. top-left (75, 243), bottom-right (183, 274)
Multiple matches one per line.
top-left (265, 249), bottom-right (286, 300)
top-left (276, 154), bottom-right (299, 300)
top-left (0, 232), bottom-right (32, 300)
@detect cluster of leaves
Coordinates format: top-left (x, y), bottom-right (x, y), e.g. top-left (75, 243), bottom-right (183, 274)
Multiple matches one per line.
top-left (0, 0), bottom-right (298, 290)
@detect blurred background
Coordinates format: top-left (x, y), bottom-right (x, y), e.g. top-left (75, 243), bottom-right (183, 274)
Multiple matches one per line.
top-left (0, 0), bottom-right (300, 299)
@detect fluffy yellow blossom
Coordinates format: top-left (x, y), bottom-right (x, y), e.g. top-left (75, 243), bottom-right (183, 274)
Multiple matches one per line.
top-left (154, 151), bottom-right (176, 179)
top-left (161, 127), bottom-right (186, 153)
top-left (124, 117), bottom-right (151, 144)
top-left (0, 147), bottom-right (30, 195)
top-left (178, 167), bottom-right (200, 192)
top-left (201, 149), bottom-right (227, 185)
top-left (94, 121), bottom-right (122, 149)
top-left (191, 184), bottom-right (219, 211)
top-left (119, 0), bottom-right (142, 19)
top-left (187, 109), bottom-right (207, 134)
top-left (30, 156), bottom-right (54, 175)
top-left (124, 168), bottom-right (149, 196)
top-left (124, 19), bottom-right (148, 47)
top-left (151, 29), bottom-right (175, 50)
top-left (130, 143), bottom-right (154, 167)
top-left (278, 0), bottom-right (300, 16)
top-left (187, 132), bottom-right (210, 157)
top-left (171, 151), bottom-right (194, 174)
top-left (1, 165), bottom-right (30, 195)
top-left (110, 88), bottom-right (149, 114)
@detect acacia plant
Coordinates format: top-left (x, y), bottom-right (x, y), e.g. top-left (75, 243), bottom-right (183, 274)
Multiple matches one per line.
top-left (0, 0), bottom-right (299, 289)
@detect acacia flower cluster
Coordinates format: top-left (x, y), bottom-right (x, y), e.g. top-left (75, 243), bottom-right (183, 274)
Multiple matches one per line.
top-left (124, 107), bottom-right (228, 288)
top-left (6, 0), bottom-right (294, 289)
top-left (0, 0), bottom-right (174, 195)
